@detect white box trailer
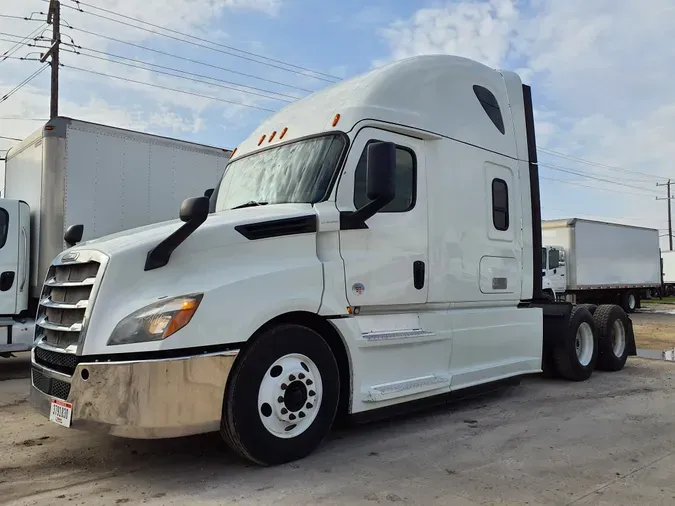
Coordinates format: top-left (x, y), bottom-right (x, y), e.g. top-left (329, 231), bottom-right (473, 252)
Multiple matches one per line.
top-left (660, 250), bottom-right (675, 295)
top-left (0, 117), bottom-right (231, 355)
top-left (542, 218), bottom-right (661, 312)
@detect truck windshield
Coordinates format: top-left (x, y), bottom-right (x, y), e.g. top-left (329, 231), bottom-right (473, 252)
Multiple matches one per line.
top-left (214, 134), bottom-right (346, 212)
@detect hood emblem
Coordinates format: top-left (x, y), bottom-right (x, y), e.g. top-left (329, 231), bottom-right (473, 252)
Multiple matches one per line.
top-left (61, 251), bottom-right (80, 263)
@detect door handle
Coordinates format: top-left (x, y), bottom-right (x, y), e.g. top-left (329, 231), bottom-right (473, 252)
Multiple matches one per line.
top-left (413, 261), bottom-right (425, 290)
top-left (0, 271), bottom-right (15, 292)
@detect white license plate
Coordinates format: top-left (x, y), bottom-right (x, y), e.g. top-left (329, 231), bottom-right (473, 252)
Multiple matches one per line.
top-left (49, 399), bottom-right (72, 428)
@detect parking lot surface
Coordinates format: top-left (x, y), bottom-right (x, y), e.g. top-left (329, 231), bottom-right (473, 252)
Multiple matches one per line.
top-left (2, 352), bottom-right (675, 505)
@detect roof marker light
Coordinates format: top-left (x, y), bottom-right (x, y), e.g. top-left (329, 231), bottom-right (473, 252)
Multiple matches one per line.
top-left (280, 127), bottom-right (288, 139)
top-left (258, 134), bottom-right (266, 146)
top-left (332, 114), bottom-right (340, 127)
top-left (268, 131), bottom-right (277, 142)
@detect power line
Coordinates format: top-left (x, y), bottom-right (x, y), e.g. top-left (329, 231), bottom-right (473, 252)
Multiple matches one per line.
top-left (67, 0), bottom-right (341, 81)
top-left (62, 63), bottom-right (278, 112)
top-left (60, 1), bottom-right (338, 83)
top-left (0, 64), bottom-right (50, 104)
top-left (537, 161), bottom-right (661, 194)
top-left (63, 26), bottom-right (314, 93)
top-left (61, 43), bottom-right (300, 102)
top-left (539, 175), bottom-right (658, 198)
top-left (0, 135), bottom-right (22, 141)
top-left (1, 24), bottom-right (47, 62)
top-left (0, 14), bottom-right (45, 22)
top-left (538, 146), bottom-right (668, 181)
top-left (0, 117), bottom-right (48, 121)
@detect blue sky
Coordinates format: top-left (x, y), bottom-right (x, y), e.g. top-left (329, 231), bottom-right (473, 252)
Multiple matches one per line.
top-left (2, 0), bottom-right (675, 246)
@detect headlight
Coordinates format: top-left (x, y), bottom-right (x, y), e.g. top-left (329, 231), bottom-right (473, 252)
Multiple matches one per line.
top-left (107, 294), bottom-right (203, 346)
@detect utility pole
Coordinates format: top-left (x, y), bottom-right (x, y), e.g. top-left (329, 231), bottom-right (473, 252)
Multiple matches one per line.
top-left (657, 179), bottom-right (673, 250)
top-left (41, 0), bottom-right (60, 118)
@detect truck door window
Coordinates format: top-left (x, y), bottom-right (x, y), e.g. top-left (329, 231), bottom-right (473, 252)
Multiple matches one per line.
top-left (548, 248), bottom-right (560, 269)
top-left (491, 178), bottom-right (509, 231)
top-left (353, 141), bottom-right (416, 212)
top-left (0, 208), bottom-right (8, 249)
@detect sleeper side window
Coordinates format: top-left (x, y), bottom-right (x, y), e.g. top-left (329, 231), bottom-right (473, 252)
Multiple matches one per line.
top-left (492, 178), bottom-right (509, 231)
top-left (473, 85), bottom-right (505, 135)
top-left (353, 141), bottom-right (416, 213)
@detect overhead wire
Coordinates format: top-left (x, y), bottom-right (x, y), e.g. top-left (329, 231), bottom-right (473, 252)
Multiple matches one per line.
top-left (537, 161), bottom-right (661, 194)
top-left (0, 135), bottom-right (22, 141)
top-left (0, 64), bottom-right (50, 104)
top-left (1, 23), bottom-right (47, 62)
top-left (62, 26), bottom-right (315, 93)
top-left (538, 146), bottom-right (668, 181)
top-left (67, 0), bottom-right (341, 81)
top-left (60, 1), bottom-right (339, 83)
top-left (539, 176), bottom-right (659, 198)
top-left (60, 43), bottom-right (300, 101)
top-left (62, 64), bottom-right (278, 112)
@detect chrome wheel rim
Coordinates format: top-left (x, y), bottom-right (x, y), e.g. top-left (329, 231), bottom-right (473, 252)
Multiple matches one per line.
top-left (575, 322), bottom-right (594, 366)
top-left (257, 353), bottom-right (322, 439)
top-left (612, 319), bottom-right (626, 357)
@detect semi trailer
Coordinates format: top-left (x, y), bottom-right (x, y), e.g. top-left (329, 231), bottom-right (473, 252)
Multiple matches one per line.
top-left (542, 219), bottom-right (661, 312)
top-left (29, 55), bottom-right (636, 466)
top-left (0, 117), bottom-right (231, 356)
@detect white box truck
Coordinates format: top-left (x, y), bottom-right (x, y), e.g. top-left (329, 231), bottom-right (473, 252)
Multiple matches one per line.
top-left (29, 56), bottom-right (636, 466)
top-left (660, 250), bottom-right (675, 295)
top-left (542, 219), bottom-right (661, 312)
top-left (0, 117), bottom-right (231, 356)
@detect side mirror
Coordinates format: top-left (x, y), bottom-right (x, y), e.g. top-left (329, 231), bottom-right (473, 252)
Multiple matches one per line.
top-left (342, 141), bottom-right (397, 230)
top-left (64, 224), bottom-right (84, 247)
top-left (204, 188), bottom-right (214, 198)
top-left (366, 141), bottom-right (396, 202)
top-left (179, 196), bottom-right (210, 223)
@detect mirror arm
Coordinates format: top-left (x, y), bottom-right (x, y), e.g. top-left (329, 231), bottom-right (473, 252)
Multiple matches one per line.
top-left (340, 195), bottom-right (394, 230)
top-left (144, 214), bottom-right (207, 271)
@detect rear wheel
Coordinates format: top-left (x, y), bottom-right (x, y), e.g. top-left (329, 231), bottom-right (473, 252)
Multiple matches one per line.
top-left (594, 304), bottom-right (631, 371)
top-left (221, 323), bottom-right (340, 466)
top-left (553, 306), bottom-right (598, 381)
top-left (576, 303), bottom-right (597, 315)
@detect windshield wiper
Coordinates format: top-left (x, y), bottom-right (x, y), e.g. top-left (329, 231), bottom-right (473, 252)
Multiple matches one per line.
top-left (231, 200), bottom-right (269, 210)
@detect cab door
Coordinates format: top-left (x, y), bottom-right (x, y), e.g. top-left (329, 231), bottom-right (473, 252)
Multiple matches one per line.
top-left (0, 199), bottom-right (25, 316)
top-left (336, 128), bottom-right (428, 308)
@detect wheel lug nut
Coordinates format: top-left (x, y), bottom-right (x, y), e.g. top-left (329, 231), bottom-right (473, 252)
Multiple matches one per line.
top-left (299, 412), bottom-right (305, 418)
top-left (278, 396), bottom-right (284, 403)
top-left (289, 414), bottom-right (296, 420)
top-left (289, 374), bottom-right (296, 381)
top-left (281, 408), bottom-right (288, 415)
top-left (281, 383), bottom-right (287, 390)
top-left (309, 390), bottom-right (316, 396)
top-left (299, 373), bottom-right (305, 379)
top-left (306, 379), bottom-right (313, 385)
top-left (306, 403), bottom-right (313, 409)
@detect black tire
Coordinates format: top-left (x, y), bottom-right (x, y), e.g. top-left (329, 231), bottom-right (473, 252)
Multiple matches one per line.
top-left (621, 291), bottom-right (638, 313)
top-left (576, 303), bottom-right (597, 315)
top-left (593, 304), bottom-right (631, 372)
top-left (220, 323), bottom-right (340, 466)
top-left (553, 306), bottom-right (598, 381)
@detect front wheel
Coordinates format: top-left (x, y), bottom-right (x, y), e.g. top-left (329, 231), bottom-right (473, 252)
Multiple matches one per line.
top-left (221, 323), bottom-right (340, 466)
top-left (553, 306), bottom-right (599, 381)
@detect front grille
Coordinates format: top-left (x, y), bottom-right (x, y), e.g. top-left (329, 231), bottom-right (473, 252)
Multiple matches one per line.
top-left (35, 261), bottom-right (100, 351)
top-left (34, 346), bottom-right (79, 375)
top-left (32, 368), bottom-right (71, 400)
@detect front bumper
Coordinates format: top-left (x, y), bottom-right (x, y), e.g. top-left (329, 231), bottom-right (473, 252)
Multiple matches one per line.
top-left (30, 348), bottom-right (238, 439)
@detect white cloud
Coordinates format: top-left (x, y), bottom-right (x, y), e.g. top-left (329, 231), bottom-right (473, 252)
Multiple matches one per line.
top-left (378, 0), bottom-right (675, 247)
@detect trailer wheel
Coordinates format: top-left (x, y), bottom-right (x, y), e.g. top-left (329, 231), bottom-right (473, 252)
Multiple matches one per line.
top-left (554, 306), bottom-right (598, 381)
top-left (621, 291), bottom-right (638, 313)
top-left (593, 304), bottom-right (631, 372)
top-left (220, 323), bottom-right (340, 466)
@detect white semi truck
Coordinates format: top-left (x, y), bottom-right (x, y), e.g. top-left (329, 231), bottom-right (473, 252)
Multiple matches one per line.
top-left (29, 56), bottom-right (636, 466)
top-left (0, 117), bottom-right (231, 356)
top-left (542, 219), bottom-right (661, 313)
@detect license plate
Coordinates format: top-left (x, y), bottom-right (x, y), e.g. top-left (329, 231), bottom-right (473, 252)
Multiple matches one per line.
top-left (49, 399), bottom-right (72, 428)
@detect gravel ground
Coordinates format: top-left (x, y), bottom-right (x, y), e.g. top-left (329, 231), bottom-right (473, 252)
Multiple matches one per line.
top-left (633, 303), bottom-right (675, 350)
top-left (2, 352), bottom-right (675, 505)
